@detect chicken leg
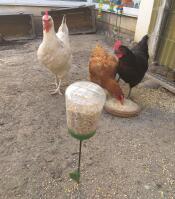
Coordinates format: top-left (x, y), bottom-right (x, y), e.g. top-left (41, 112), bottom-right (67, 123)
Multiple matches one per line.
top-left (127, 86), bottom-right (132, 98)
top-left (117, 76), bottom-right (120, 82)
top-left (51, 75), bottom-right (58, 87)
top-left (50, 77), bottom-right (63, 95)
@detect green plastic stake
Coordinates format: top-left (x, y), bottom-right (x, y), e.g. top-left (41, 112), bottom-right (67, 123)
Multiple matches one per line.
top-left (69, 169), bottom-right (80, 183)
top-left (69, 140), bottom-right (82, 183)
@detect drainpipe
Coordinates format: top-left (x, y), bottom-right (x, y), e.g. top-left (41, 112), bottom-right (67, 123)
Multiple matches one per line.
top-left (149, 0), bottom-right (172, 62)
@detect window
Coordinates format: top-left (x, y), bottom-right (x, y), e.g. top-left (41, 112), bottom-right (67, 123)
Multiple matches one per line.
top-left (94, 0), bottom-right (141, 17)
top-left (93, 0), bottom-right (141, 8)
top-left (124, 0), bottom-right (141, 8)
top-left (0, 0), bottom-right (141, 16)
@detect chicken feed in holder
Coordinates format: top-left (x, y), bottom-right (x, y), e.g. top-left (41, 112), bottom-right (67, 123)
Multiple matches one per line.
top-left (104, 93), bottom-right (141, 117)
top-left (65, 81), bottom-right (106, 183)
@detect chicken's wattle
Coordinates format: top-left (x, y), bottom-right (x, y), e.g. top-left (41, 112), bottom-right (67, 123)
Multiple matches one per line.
top-left (116, 53), bottom-right (124, 59)
top-left (43, 21), bottom-right (51, 32)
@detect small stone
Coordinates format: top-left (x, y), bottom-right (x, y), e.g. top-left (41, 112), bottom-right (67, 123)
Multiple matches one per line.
top-left (138, 80), bottom-right (161, 89)
top-left (144, 185), bottom-right (151, 190)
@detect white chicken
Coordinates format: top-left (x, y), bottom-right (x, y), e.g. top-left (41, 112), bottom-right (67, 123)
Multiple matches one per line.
top-left (37, 11), bottom-right (72, 95)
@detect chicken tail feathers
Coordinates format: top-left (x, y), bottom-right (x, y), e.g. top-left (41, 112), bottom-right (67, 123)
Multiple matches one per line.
top-left (139, 34), bottom-right (149, 47)
top-left (62, 14), bottom-right (66, 24)
top-left (133, 34), bottom-right (149, 59)
top-left (57, 14), bottom-right (68, 35)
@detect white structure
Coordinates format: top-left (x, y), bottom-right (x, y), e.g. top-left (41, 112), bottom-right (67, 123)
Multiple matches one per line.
top-left (134, 0), bottom-right (154, 42)
top-left (134, 0), bottom-right (172, 59)
top-left (0, 0), bottom-right (93, 8)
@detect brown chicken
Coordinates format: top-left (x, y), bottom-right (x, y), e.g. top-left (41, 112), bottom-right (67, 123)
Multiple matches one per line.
top-left (89, 44), bottom-right (124, 104)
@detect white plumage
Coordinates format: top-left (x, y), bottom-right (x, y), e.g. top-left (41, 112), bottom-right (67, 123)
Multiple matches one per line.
top-left (37, 13), bottom-right (72, 95)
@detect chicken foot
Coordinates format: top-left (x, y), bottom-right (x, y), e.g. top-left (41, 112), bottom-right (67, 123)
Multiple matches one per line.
top-left (50, 77), bottom-right (63, 95)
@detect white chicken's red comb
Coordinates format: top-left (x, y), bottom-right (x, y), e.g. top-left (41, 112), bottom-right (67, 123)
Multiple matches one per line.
top-left (44, 10), bottom-right (49, 20)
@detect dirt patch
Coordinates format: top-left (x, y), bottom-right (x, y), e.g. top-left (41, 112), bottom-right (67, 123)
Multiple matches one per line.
top-left (0, 34), bottom-right (175, 199)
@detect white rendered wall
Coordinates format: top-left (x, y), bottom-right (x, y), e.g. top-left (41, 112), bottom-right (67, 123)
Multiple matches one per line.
top-left (134, 0), bottom-right (154, 42)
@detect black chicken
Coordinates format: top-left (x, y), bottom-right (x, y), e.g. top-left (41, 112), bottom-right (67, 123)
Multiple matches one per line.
top-left (113, 35), bottom-right (149, 98)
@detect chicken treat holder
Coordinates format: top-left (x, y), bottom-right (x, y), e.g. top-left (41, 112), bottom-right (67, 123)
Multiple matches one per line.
top-left (104, 91), bottom-right (141, 117)
top-left (65, 81), bottom-right (106, 183)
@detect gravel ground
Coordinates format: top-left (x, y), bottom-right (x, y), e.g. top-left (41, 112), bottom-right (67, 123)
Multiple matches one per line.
top-left (0, 34), bottom-right (175, 199)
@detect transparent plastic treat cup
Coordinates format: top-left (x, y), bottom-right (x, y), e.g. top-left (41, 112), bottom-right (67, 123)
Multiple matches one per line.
top-left (65, 81), bottom-right (106, 140)
top-left (65, 81), bottom-right (106, 183)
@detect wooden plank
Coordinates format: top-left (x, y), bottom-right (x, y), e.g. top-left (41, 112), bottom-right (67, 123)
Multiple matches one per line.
top-left (44, 6), bottom-right (96, 35)
top-left (0, 14), bottom-right (35, 40)
top-left (146, 72), bottom-right (175, 94)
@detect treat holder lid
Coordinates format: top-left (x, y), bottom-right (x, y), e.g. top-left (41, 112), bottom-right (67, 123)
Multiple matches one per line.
top-left (65, 81), bottom-right (106, 111)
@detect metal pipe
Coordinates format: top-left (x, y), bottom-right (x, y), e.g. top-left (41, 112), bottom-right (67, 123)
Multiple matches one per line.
top-left (78, 140), bottom-right (82, 175)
